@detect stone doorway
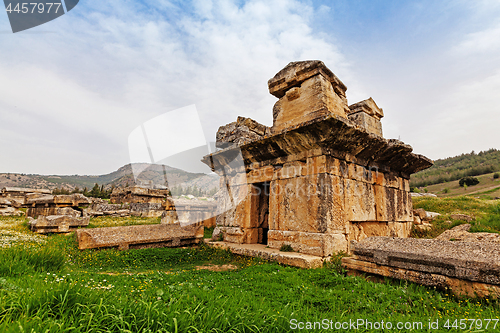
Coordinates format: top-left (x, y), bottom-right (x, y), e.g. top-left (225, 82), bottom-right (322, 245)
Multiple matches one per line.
top-left (254, 182), bottom-right (270, 244)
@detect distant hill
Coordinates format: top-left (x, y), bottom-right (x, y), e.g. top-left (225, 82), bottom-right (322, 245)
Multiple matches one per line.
top-left (0, 163), bottom-right (219, 195)
top-left (410, 148), bottom-right (500, 188)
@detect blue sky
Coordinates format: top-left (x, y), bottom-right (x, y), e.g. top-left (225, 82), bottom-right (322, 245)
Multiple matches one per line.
top-left (1, 0), bottom-right (500, 174)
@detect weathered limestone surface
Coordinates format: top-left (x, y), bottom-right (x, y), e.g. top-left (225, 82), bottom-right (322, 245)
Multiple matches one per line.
top-left (76, 223), bottom-right (204, 250)
top-left (347, 98), bottom-right (384, 137)
top-left (216, 117), bottom-right (271, 148)
top-left (203, 60), bottom-right (433, 258)
top-left (348, 236), bottom-right (500, 285)
top-left (26, 194), bottom-right (91, 218)
top-left (29, 215), bottom-right (89, 234)
top-left (84, 201), bottom-right (166, 218)
top-left (110, 186), bottom-right (169, 204)
top-left (1, 187), bottom-right (51, 207)
top-left (343, 257), bottom-right (500, 298)
top-left (269, 61), bottom-right (349, 133)
top-left (0, 198), bottom-right (23, 216)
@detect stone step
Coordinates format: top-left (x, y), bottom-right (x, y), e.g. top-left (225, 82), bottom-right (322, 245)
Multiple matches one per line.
top-left (204, 240), bottom-right (325, 269)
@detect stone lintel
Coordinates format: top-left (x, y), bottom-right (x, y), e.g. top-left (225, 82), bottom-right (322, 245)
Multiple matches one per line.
top-left (268, 60), bottom-right (347, 99)
top-left (203, 114), bottom-right (433, 176)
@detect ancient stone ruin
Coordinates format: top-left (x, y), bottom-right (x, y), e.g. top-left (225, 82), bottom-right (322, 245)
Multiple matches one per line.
top-left (26, 193), bottom-right (91, 218)
top-left (161, 198), bottom-right (217, 228)
top-left (110, 186), bottom-right (170, 204)
top-left (203, 60), bottom-right (433, 257)
top-left (29, 215), bottom-right (90, 234)
top-left (26, 193), bottom-right (91, 233)
top-left (0, 187), bottom-right (51, 216)
top-left (342, 234), bottom-right (500, 298)
top-left (76, 222), bottom-right (204, 250)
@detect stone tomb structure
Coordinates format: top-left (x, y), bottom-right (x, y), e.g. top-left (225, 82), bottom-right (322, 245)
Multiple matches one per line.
top-left (26, 193), bottom-right (91, 218)
top-left (203, 61), bottom-right (433, 257)
top-left (1, 187), bottom-right (51, 208)
top-left (26, 194), bottom-right (91, 233)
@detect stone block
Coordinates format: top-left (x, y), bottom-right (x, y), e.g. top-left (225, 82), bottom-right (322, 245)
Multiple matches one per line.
top-left (306, 155), bottom-right (327, 176)
top-left (247, 165), bottom-right (274, 184)
top-left (268, 230), bottom-right (348, 257)
top-left (347, 98), bottom-right (384, 137)
top-left (348, 98), bottom-right (384, 119)
top-left (272, 73), bottom-right (348, 133)
top-left (268, 60), bottom-right (347, 100)
top-left (218, 226), bottom-right (258, 244)
top-left (342, 257), bottom-right (500, 299)
top-left (344, 179), bottom-right (376, 222)
top-left (384, 172), bottom-right (400, 189)
top-left (279, 161), bottom-right (305, 179)
top-left (29, 215), bottom-right (89, 234)
top-left (77, 222), bottom-right (204, 250)
top-left (395, 190), bottom-right (413, 222)
top-left (270, 174), bottom-right (346, 233)
top-left (347, 111), bottom-right (383, 136)
top-left (27, 207), bottom-right (81, 218)
top-left (350, 236), bottom-right (500, 286)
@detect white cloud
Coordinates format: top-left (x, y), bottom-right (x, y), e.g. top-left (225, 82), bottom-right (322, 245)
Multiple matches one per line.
top-left (0, 0), bottom-right (349, 174)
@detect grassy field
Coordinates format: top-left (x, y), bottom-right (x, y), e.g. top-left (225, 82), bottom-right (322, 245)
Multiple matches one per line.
top-left (418, 172), bottom-right (500, 199)
top-left (0, 213), bottom-right (499, 332)
top-left (411, 196), bottom-right (500, 238)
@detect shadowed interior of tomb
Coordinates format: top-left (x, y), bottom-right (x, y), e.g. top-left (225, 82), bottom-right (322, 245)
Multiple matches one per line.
top-left (203, 60), bottom-right (433, 257)
top-left (254, 182), bottom-right (270, 244)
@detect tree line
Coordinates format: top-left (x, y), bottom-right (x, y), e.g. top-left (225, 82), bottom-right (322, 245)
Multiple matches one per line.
top-left (52, 183), bottom-right (114, 199)
top-left (410, 148), bottom-right (500, 188)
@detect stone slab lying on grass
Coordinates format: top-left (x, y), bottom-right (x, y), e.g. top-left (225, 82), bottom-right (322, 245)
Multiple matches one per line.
top-left (29, 215), bottom-right (90, 234)
top-left (76, 222), bottom-right (204, 250)
top-left (342, 257), bottom-right (500, 298)
top-left (346, 236), bottom-right (500, 286)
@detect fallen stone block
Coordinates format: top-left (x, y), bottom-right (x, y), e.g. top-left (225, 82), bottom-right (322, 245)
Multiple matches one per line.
top-left (343, 236), bottom-right (500, 297)
top-left (29, 215), bottom-right (90, 234)
top-left (0, 207), bottom-right (24, 216)
top-left (76, 222), bottom-right (204, 250)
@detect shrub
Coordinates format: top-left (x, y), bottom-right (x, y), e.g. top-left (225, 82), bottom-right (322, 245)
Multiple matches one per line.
top-left (442, 188), bottom-right (450, 194)
top-left (494, 173), bottom-right (500, 179)
top-left (459, 176), bottom-right (479, 187)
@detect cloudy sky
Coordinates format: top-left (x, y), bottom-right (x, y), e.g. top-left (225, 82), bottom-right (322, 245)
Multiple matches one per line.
top-left (1, 0), bottom-right (500, 175)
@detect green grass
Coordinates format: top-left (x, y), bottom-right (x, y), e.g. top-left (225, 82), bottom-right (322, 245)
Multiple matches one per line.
top-left (0, 215), bottom-right (499, 332)
top-left (412, 196), bottom-right (500, 237)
